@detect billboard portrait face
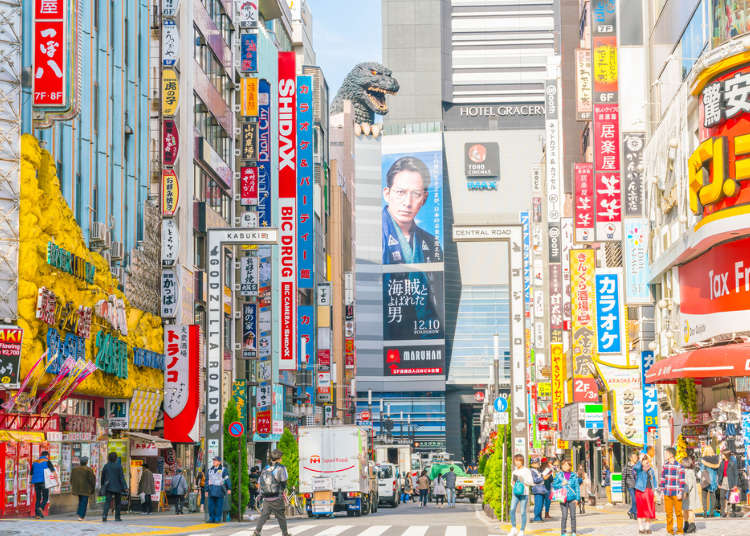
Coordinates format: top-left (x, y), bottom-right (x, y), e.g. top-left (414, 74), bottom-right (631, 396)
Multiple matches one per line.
top-left (382, 151), bottom-right (444, 264)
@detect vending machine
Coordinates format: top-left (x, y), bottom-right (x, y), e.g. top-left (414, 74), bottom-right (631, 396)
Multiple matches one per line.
top-left (0, 441), bottom-right (18, 517)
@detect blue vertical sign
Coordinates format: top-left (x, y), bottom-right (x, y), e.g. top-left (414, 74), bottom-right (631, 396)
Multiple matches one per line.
top-left (595, 269), bottom-right (622, 354)
top-left (240, 33), bottom-right (258, 73)
top-left (297, 305), bottom-right (315, 405)
top-left (520, 211), bottom-right (531, 312)
top-left (296, 76), bottom-right (314, 288)
top-left (641, 351), bottom-right (659, 443)
top-left (257, 79), bottom-right (272, 227)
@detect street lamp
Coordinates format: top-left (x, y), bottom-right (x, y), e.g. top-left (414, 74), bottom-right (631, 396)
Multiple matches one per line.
top-left (493, 334), bottom-right (500, 398)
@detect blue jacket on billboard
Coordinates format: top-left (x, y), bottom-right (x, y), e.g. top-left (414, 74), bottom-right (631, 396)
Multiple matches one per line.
top-left (382, 207), bottom-right (443, 264)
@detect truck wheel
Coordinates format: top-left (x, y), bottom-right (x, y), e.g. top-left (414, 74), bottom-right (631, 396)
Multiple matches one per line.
top-left (372, 496), bottom-right (378, 513)
top-left (362, 497), bottom-right (370, 515)
top-left (469, 496), bottom-right (477, 504)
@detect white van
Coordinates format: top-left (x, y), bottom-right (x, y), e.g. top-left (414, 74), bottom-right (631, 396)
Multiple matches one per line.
top-left (376, 463), bottom-right (400, 507)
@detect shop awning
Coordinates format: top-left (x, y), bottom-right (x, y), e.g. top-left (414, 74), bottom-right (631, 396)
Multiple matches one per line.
top-left (645, 343), bottom-right (750, 383)
top-left (125, 431), bottom-right (172, 449)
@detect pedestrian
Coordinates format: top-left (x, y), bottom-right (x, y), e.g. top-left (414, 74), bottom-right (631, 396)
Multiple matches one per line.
top-left (31, 450), bottom-right (55, 519)
top-left (601, 458), bottom-right (612, 506)
top-left (681, 456), bottom-right (699, 534)
top-left (248, 466), bottom-right (260, 511)
top-left (542, 459), bottom-right (554, 518)
top-left (509, 454), bottom-right (534, 536)
top-left (530, 459), bottom-right (547, 522)
top-left (699, 446), bottom-right (719, 518)
top-left (100, 452), bottom-right (127, 522)
top-left (433, 472), bottom-right (446, 507)
top-left (195, 467), bottom-right (206, 513)
top-left (411, 472), bottom-right (419, 501)
top-left (577, 465), bottom-right (591, 514)
top-left (171, 468), bottom-right (188, 514)
top-left (207, 456), bottom-right (231, 523)
top-left (552, 459), bottom-right (580, 536)
top-left (445, 466), bottom-right (457, 508)
top-left (138, 465), bottom-right (155, 515)
top-left (253, 449), bottom-right (289, 536)
top-left (417, 470), bottom-right (431, 507)
top-left (402, 473), bottom-right (412, 503)
top-left (624, 452), bottom-right (638, 519)
top-left (660, 447), bottom-right (686, 535)
top-left (719, 449), bottom-right (738, 518)
top-left (70, 456), bottom-right (96, 520)
top-left (634, 454), bottom-right (657, 535)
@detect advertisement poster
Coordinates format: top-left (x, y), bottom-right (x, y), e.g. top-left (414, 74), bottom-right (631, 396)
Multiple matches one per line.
top-left (623, 133), bottom-right (645, 217)
top-left (381, 143), bottom-right (444, 265)
top-left (624, 219), bottom-right (651, 304)
top-left (258, 80), bottom-right (271, 226)
top-left (679, 235), bottom-right (750, 345)
top-left (163, 325), bottom-right (200, 443)
top-left (241, 77), bottom-right (259, 117)
top-left (162, 69), bottom-right (179, 116)
top-left (382, 271), bottom-right (444, 341)
top-left (242, 304), bottom-right (257, 359)
top-left (107, 399), bottom-right (129, 429)
top-left (239, 255), bottom-right (258, 297)
top-left (297, 75), bottom-right (314, 289)
top-left (570, 249), bottom-right (598, 400)
top-left (0, 326), bottom-right (22, 388)
top-left (161, 169), bottom-right (179, 217)
top-left (384, 344), bottom-right (444, 376)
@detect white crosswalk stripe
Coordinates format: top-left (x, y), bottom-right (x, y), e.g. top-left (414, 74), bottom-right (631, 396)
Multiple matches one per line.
top-left (310, 526), bottom-right (354, 535)
top-left (400, 526), bottom-right (429, 536)
top-left (444, 526), bottom-right (467, 536)
top-left (355, 526), bottom-right (392, 536)
top-left (265, 524), bottom-right (318, 536)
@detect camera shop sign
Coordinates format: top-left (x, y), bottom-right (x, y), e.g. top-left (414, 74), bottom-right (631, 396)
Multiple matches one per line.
top-left (690, 63), bottom-right (750, 225)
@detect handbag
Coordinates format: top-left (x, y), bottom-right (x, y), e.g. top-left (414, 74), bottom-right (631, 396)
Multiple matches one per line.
top-left (550, 487), bottom-right (568, 503)
top-left (43, 467), bottom-right (60, 490)
top-left (512, 479), bottom-right (526, 496)
top-left (729, 488), bottom-right (741, 504)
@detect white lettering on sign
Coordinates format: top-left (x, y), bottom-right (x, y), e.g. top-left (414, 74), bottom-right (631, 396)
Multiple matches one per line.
top-left (278, 79), bottom-right (296, 171)
top-left (459, 105), bottom-right (546, 117)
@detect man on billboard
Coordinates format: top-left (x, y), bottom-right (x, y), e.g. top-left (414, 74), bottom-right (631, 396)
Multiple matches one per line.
top-left (382, 156), bottom-right (443, 264)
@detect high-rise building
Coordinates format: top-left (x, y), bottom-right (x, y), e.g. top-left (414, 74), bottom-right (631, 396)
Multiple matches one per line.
top-left (354, 0), bottom-right (549, 461)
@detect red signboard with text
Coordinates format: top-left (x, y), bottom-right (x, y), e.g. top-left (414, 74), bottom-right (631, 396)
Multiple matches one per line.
top-left (240, 166), bottom-right (258, 205)
top-left (33, 0), bottom-right (67, 107)
top-left (574, 163), bottom-right (594, 242)
top-left (163, 325), bottom-right (200, 443)
top-left (278, 51), bottom-right (297, 371)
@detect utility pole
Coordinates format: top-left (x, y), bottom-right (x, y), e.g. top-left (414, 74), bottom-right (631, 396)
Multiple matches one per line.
top-left (400, 410), bottom-right (404, 441)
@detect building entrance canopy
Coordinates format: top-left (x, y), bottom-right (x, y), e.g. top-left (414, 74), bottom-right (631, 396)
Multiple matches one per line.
top-left (645, 343), bottom-right (750, 384)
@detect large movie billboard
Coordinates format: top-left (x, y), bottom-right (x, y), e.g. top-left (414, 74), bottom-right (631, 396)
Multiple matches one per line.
top-left (381, 134), bottom-right (445, 377)
top-left (382, 145), bottom-right (443, 265)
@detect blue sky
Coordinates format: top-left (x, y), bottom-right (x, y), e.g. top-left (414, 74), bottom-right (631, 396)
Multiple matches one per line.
top-left (306, 0), bottom-right (382, 99)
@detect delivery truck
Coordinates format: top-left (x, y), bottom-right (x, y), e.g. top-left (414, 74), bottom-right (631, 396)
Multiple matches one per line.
top-left (374, 444), bottom-right (413, 477)
top-left (299, 426), bottom-right (378, 517)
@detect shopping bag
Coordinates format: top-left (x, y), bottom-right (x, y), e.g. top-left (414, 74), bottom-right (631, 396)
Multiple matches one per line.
top-left (44, 467), bottom-right (60, 489)
top-left (550, 487), bottom-right (568, 503)
top-left (729, 488), bottom-right (741, 504)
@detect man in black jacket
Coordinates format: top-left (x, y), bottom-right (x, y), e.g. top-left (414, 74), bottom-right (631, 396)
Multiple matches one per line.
top-left (719, 450), bottom-right (739, 518)
top-left (101, 452), bottom-right (128, 521)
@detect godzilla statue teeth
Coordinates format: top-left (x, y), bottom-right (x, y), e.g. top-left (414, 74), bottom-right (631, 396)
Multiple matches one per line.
top-left (331, 62), bottom-right (400, 125)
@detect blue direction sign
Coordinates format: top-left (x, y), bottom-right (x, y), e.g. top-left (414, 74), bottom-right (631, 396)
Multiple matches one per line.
top-left (493, 397), bottom-right (508, 413)
top-left (229, 421), bottom-right (244, 437)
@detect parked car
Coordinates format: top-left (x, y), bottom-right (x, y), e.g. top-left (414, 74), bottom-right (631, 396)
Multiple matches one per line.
top-left (376, 463), bottom-right (400, 507)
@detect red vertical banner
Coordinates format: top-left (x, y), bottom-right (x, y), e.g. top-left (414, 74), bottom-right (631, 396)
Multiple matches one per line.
top-left (163, 325), bottom-right (201, 443)
top-left (33, 0), bottom-right (67, 107)
top-left (593, 103), bottom-right (622, 241)
top-left (574, 163), bottom-right (594, 243)
top-left (593, 104), bottom-right (620, 172)
top-left (278, 51), bottom-right (297, 371)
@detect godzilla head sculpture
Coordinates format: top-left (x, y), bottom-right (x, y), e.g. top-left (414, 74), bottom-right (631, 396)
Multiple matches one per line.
top-left (331, 62), bottom-right (400, 125)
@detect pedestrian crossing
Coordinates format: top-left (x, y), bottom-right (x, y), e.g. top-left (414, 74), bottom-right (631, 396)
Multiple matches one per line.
top-left (223, 524), bottom-right (500, 536)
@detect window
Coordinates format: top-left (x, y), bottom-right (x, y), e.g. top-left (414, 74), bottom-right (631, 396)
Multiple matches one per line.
top-left (194, 235), bottom-right (205, 268)
top-left (193, 26), bottom-right (232, 106)
top-left (195, 164), bottom-right (231, 222)
top-left (59, 398), bottom-right (94, 416)
top-left (200, 0), bottom-right (232, 46)
top-left (224, 251), bottom-right (232, 287)
top-left (223, 313), bottom-right (232, 351)
top-left (194, 94), bottom-right (231, 163)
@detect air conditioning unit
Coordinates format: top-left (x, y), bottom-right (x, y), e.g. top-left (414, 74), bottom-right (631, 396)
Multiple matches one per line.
top-left (110, 241), bottom-right (124, 261)
top-left (112, 266), bottom-right (125, 282)
top-left (89, 222), bottom-right (107, 248)
top-left (233, 311), bottom-right (242, 320)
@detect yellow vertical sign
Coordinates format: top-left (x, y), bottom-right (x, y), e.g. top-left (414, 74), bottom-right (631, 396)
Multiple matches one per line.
top-left (551, 343), bottom-right (565, 423)
top-left (162, 69), bottom-right (179, 116)
top-left (570, 248), bottom-right (598, 402)
top-left (241, 78), bottom-right (259, 117)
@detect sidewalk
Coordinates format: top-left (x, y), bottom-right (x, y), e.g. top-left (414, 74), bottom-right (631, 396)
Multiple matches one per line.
top-left (488, 502), bottom-right (750, 536)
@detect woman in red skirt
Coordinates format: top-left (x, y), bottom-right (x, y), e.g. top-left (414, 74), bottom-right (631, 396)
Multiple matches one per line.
top-left (633, 454), bottom-right (657, 534)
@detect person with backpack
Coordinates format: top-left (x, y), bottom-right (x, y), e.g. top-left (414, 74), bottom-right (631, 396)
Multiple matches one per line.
top-left (510, 454), bottom-right (535, 536)
top-left (31, 450), bottom-right (55, 519)
top-left (248, 466), bottom-right (260, 511)
top-left (207, 456), bottom-right (231, 523)
top-left (530, 458), bottom-right (547, 522)
top-left (171, 468), bottom-right (188, 514)
top-left (253, 449), bottom-right (289, 536)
